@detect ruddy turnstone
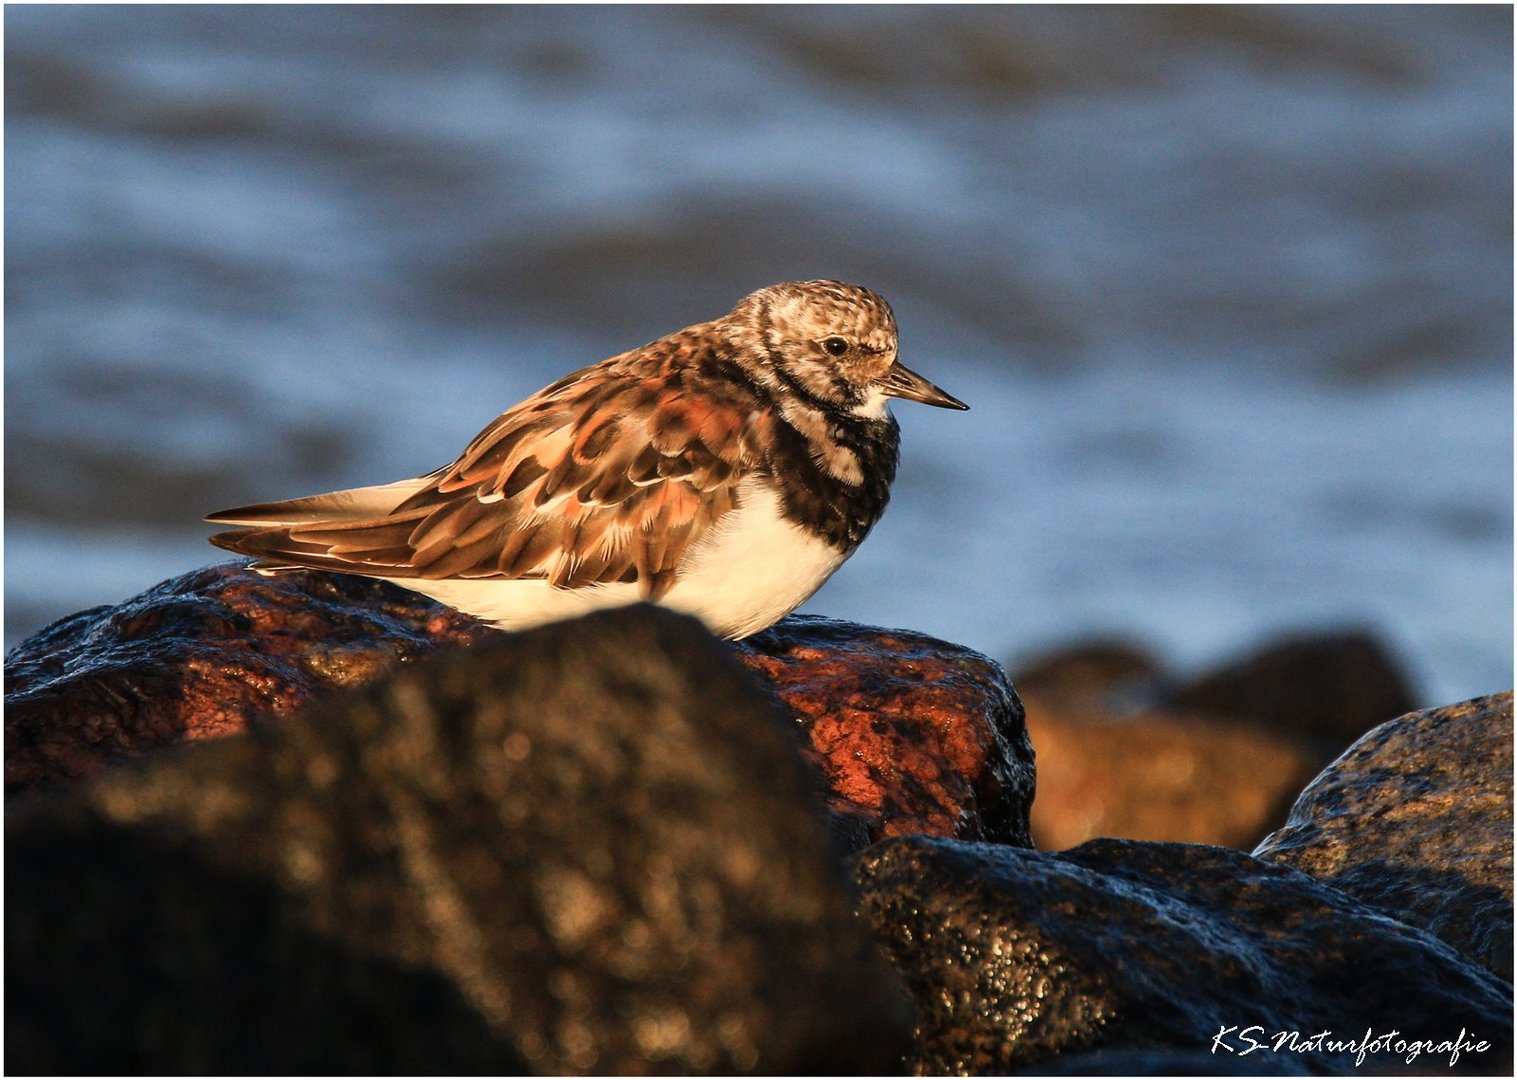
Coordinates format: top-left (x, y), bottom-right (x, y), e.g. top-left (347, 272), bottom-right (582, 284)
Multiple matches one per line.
top-left (207, 280), bottom-right (967, 638)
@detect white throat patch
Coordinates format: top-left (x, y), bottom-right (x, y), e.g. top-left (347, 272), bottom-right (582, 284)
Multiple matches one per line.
top-left (851, 387), bottom-right (892, 419)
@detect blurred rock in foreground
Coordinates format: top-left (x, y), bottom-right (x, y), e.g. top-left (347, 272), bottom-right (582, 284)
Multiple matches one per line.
top-left (5, 563), bottom-right (1033, 847)
top-left (1012, 628), bottom-right (1420, 850)
top-left (856, 836), bottom-right (1513, 1075)
top-left (1256, 691), bottom-right (1514, 982)
top-left (6, 605), bottom-right (912, 1074)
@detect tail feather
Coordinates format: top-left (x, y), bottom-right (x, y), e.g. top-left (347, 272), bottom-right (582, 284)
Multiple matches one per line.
top-left (209, 527), bottom-right (345, 564)
top-left (205, 475), bottom-right (437, 527)
top-left (211, 519), bottom-right (429, 573)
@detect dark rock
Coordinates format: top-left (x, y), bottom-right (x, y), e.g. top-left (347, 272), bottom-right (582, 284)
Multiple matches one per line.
top-left (855, 836), bottom-right (1513, 1075)
top-left (1167, 628), bottom-right (1419, 749)
top-left (1255, 691), bottom-right (1514, 981)
top-left (7, 605), bottom-right (913, 1074)
top-left (5, 818), bottom-right (528, 1075)
top-left (1023, 692), bottom-right (1320, 850)
top-left (6, 563), bottom-right (1033, 847)
top-left (736, 615), bottom-right (1034, 847)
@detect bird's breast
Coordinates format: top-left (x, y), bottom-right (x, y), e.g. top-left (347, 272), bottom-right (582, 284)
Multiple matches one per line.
top-left (663, 478), bottom-right (848, 638)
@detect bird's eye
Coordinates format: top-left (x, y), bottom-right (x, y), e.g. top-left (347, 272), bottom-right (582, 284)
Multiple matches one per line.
top-left (822, 336), bottom-right (849, 356)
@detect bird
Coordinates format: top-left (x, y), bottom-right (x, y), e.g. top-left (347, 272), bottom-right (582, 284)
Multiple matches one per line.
top-left (207, 279), bottom-right (968, 639)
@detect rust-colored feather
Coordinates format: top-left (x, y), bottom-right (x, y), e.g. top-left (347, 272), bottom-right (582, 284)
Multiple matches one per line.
top-left (408, 499), bottom-right (492, 569)
top-left (500, 457), bottom-right (547, 498)
top-left (498, 518), bottom-right (569, 578)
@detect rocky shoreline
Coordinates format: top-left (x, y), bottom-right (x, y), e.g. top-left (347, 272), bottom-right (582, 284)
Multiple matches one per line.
top-left (6, 565), bottom-right (1512, 1074)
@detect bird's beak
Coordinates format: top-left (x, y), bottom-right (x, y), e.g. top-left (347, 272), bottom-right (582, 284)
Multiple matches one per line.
top-left (882, 361), bottom-right (969, 410)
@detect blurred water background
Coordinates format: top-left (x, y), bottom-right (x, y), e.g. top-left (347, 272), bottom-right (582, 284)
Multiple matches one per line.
top-left (5, 5), bottom-right (1511, 707)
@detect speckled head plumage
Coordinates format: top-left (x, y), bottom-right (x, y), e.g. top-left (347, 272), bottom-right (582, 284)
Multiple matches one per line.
top-left (208, 280), bottom-right (967, 639)
top-left (722, 279), bottom-right (962, 417)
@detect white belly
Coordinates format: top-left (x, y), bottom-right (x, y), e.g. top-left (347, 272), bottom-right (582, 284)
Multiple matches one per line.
top-left (386, 480), bottom-right (847, 639)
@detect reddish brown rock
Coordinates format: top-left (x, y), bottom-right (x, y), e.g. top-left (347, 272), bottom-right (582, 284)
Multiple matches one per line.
top-left (4, 564), bottom-right (496, 794)
top-left (736, 616), bottom-right (1033, 847)
top-left (5, 563), bottom-right (1032, 848)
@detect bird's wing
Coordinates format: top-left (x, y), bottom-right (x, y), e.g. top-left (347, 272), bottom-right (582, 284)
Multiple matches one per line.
top-left (209, 358), bottom-right (769, 601)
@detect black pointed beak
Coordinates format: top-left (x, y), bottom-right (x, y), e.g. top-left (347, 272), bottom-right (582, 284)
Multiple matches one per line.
top-left (882, 361), bottom-right (969, 410)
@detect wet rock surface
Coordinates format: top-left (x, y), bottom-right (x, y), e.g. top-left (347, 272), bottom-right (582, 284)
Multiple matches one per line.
top-left (1255, 692), bottom-right (1514, 981)
top-left (7, 605), bottom-right (913, 1074)
top-left (856, 836), bottom-right (1513, 1075)
top-left (736, 615), bottom-right (1033, 847)
top-left (4, 563), bottom-right (494, 794)
top-left (5, 563), bottom-right (1032, 846)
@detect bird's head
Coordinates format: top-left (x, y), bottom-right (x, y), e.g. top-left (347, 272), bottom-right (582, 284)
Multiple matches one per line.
top-left (725, 279), bottom-right (967, 418)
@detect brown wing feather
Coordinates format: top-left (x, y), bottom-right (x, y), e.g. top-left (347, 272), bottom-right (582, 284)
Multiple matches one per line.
top-left (210, 337), bottom-right (768, 598)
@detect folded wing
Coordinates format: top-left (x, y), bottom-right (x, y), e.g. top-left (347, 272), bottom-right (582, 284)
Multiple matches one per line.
top-left (208, 359), bottom-right (767, 601)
